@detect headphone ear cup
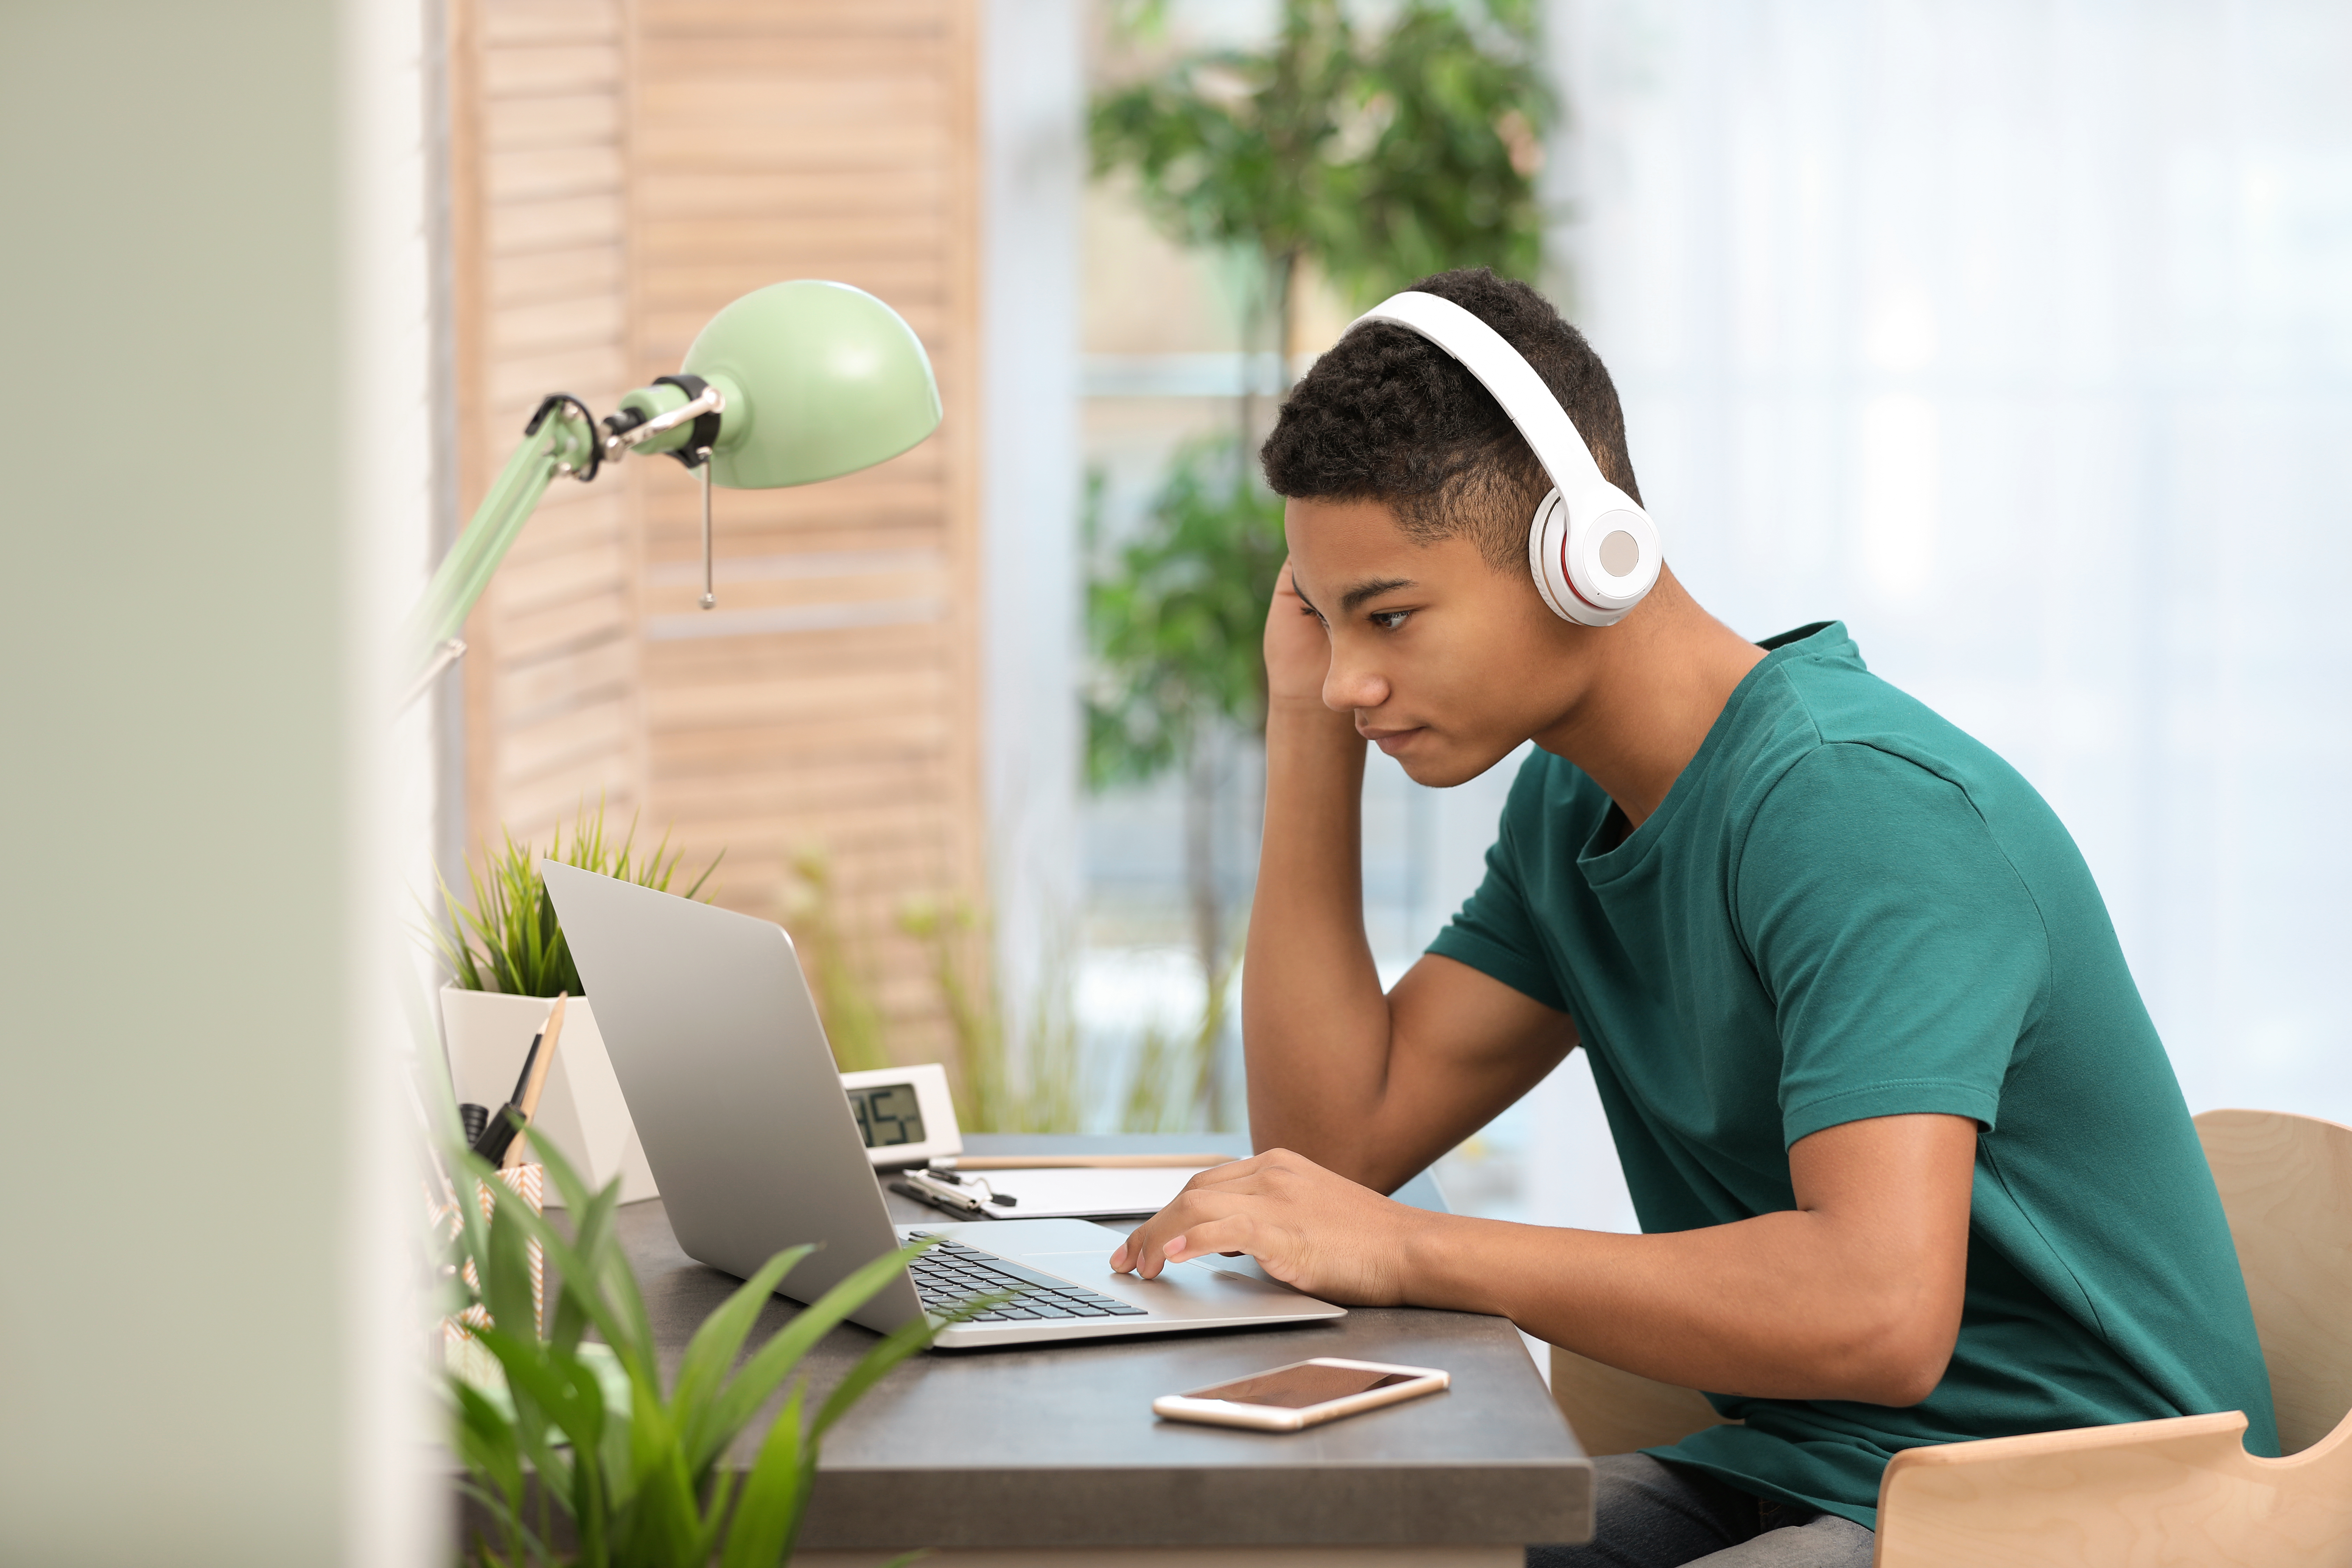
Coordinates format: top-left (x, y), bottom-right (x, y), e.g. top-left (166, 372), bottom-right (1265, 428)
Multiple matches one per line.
top-left (1527, 489), bottom-right (1575, 622)
top-left (1561, 498), bottom-right (1661, 623)
top-left (1529, 486), bottom-right (1659, 626)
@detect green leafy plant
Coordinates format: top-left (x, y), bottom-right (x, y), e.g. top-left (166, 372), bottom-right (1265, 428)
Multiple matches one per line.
top-left (433, 801), bottom-right (722, 997)
top-left (1085, 443), bottom-right (1287, 793)
top-left (1084, 441), bottom-right (1282, 1128)
top-left (777, 844), bottom-right (891, 1074)
top-left (1089, 2), bottom-right (1550, 1126)
top-left (897, 896), bottom-right (1084, 1135)
top-left (779, 842), bottom-right (1228, 1134)
top-left (780, 846), bottom-right (1084, 1133)
top-left (1093, 0), bottom-right (1552, 428)
top-left (895, 896), bottom-right (1008, 1130)
top-left (441, 1134), bottom-right (948, 1568)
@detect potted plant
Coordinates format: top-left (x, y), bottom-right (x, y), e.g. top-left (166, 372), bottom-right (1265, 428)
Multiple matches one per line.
top-left (432, 804), bottom-right (721, 1205)
top-left (442, 1135), bottom-right (956, 1566)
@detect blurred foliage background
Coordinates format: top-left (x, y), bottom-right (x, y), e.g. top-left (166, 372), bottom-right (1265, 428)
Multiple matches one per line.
top-left (1079, 0), bottom-right (1553, 1129)
top-left (608, 1), bottom-right (1568, 1135)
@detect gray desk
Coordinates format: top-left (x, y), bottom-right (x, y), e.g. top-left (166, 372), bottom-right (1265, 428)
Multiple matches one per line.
top-left (608, 1134), bottom-right (1590, 1567)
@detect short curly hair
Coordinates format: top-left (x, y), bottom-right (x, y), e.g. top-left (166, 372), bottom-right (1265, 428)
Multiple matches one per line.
top-left (1259, 268), bottom-right (1640, 570)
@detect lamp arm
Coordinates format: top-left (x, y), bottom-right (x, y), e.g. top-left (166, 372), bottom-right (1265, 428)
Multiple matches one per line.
top-left (403, 404), bottom-right (595, 689)
top-left (403, 435), bottom-right (557, 682)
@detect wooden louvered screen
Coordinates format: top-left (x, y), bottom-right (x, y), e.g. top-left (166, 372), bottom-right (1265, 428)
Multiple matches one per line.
top-left (450, 0), bottom-right (983, 1060)
top-left (451, 0), bottom-right (643, 836)
top-left (632, 0), bottom-right (983, 1058)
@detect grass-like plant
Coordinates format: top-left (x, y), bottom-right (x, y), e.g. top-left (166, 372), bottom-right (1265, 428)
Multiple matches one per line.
top-left (777, 845), bottom-right (890, 1074)
top-left (784, 842), bottom-right (1239, 1134)
top-left (434, 801), bottom-right (722, 997)
top-left (897, 895), bottom-right (1089, 1135)
top-left (442, 1133), bottom-right (946, 1567)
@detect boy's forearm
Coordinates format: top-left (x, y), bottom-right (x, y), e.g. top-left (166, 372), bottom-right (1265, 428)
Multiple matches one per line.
top-left (1242, 696), bottom-right (1394, 1165)
top-left (1115, 1123), bottom-right (1967, 1407)
top-left (1401, 1207), bottom-right (1952, 1406)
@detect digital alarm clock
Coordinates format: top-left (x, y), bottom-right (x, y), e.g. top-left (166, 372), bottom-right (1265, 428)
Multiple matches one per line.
top-left (838, 1062), bottom-right (962, 1170)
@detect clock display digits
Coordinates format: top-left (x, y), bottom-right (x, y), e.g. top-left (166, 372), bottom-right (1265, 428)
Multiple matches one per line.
top-left (848, 1082), bottom-right (926, 1148)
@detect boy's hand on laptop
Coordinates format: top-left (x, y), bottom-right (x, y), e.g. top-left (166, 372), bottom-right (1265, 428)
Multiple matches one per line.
top-left (1107, 1148), bottom-right (1431, 1304)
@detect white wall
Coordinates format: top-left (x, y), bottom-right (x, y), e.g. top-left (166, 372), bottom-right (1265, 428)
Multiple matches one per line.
top-left (1544, 0), bottom-right (2352, 1146)
top-left (982, 0), bottom-right (1087, 1046)
top-left (1491, 0), bottom-right (2352, 1233)
top-left (0, 2), bottom-right (435, 1562)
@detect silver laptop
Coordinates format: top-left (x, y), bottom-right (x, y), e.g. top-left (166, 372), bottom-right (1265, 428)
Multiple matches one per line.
top-left (540, 862), bottom-right (1345, 1348)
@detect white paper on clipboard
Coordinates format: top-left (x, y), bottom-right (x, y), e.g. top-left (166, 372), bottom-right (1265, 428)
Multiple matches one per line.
top-left (958, 1164), bottom-right (1222, 1219)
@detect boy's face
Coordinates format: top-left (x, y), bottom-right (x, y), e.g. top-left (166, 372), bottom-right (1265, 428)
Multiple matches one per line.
top-left (1283, 495), bottom-right (1589, 788)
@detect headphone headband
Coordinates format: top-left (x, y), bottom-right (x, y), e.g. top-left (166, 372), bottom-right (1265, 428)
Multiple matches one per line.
top-left (1344, 289), bottom-right (1660, 625)
top-left (1350, 290), bottom-right (1615, 505)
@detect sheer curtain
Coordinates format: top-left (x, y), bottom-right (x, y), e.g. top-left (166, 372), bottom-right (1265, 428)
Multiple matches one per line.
top-left (1507, 0), bottom-right (2352, 1230)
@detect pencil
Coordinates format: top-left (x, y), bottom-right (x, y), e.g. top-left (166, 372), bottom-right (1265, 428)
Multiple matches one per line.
top-left (503, 992), bottom-right (567, 1169)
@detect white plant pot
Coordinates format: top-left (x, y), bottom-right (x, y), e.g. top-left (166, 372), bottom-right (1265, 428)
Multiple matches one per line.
top-left (438, 986), bottom-right (657, 1207)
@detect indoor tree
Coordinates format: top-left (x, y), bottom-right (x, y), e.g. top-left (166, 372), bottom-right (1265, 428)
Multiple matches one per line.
top-left (1085, 450), bottom-right (1287, 1127)
top-left (1087, 0), bottom-right (1553, 1127)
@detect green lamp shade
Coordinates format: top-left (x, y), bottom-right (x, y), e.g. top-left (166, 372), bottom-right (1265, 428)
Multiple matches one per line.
top-left (683, 279), bottom-right (943, 490)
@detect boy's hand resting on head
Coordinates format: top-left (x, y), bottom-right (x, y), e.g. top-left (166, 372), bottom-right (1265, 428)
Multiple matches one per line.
top-left (1263, 558), bottom-right (1336, 711)
top-left (1106, 1148), bottom-right (1433, 1304)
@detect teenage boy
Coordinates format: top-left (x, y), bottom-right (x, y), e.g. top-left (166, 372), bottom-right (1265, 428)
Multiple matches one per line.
top-left (1107, 268), bottom-right (2275, 1567)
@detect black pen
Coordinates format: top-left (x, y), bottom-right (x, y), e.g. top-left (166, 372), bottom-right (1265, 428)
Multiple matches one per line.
top-left (469, 1027), bottom-right (542, 1166)
top-left (892, 1172), bottom-right (986, 1217)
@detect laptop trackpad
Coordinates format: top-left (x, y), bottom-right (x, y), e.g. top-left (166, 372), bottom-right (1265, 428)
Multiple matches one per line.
top-left (1014, 1248), bottom-right (1303, 1301)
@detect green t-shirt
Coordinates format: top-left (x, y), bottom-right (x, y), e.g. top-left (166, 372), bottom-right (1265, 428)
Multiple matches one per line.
top-left (1428, 622), bottom-right (2276, 1529)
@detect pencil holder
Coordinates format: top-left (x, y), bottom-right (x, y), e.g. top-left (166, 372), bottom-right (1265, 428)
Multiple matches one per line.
top-left (439, 986), bottom-right (657, 1206)
top-left (433, 1162), bottom-right (545, 1389)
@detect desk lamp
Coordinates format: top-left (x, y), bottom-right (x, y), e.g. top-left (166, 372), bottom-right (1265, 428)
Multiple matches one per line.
top-left (404, 279), bottom-right (941, 700)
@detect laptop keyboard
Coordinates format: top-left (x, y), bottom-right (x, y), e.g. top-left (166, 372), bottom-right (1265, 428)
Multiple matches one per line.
top-left (906, 1235), bottom-right (1148, 1322)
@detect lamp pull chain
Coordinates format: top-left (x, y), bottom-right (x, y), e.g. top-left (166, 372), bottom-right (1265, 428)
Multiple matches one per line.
top-left (697, 448), bottom-right (716, 610)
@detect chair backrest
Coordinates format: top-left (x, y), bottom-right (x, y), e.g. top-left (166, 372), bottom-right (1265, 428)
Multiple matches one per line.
top-left (1549, 1342), bottom-right (1734, 1455)
top-left (2194, 1108), bottom-right (2352, 1454)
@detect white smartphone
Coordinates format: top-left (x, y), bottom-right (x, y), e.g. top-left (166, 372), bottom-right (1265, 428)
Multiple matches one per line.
top-left (1152, 1357), bottom-right (1449, 1432)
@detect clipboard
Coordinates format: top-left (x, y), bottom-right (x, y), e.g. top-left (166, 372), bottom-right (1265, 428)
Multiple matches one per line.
top-left (892, 1161), bottom-right (1230, 1220)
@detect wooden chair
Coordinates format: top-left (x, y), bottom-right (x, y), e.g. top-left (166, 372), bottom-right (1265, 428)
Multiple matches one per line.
top-left (1547, 1108), bottom-right (2352, 1566)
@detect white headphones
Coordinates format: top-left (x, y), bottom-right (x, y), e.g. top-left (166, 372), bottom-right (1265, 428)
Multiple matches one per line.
top-left (1349, 291), bottom-right (1662, 627)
